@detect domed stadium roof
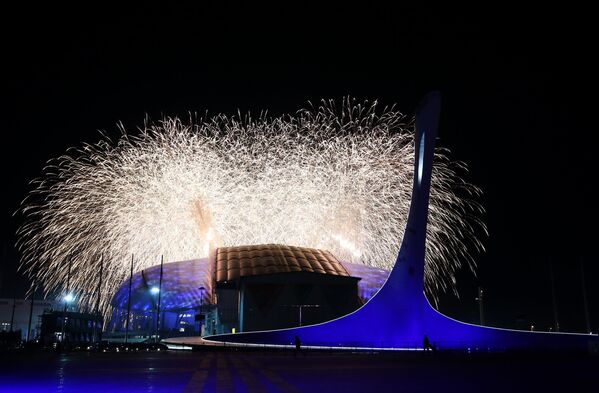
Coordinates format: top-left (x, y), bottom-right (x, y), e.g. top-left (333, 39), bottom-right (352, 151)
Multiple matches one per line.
top-left (215, 244), bottom-right (350, 283)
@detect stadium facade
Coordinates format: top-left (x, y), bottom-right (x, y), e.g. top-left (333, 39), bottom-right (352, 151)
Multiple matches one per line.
top-left (109, 245), bottom-right (389, 340)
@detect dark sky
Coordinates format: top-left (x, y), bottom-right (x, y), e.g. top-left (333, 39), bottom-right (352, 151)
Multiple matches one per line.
top-left (1, 3), bottom-right (597, 332)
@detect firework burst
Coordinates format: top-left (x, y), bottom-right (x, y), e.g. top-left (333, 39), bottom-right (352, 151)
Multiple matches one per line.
top-left (17, 98), bottom-right (485, 315)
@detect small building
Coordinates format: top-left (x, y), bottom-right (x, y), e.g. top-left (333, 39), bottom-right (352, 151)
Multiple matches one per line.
top-left (0, 297), bottom-right (58, 341)
top-left (211, 244), bottom-right (361, 334)
top-left (40, 310), bottom-right (103, 345)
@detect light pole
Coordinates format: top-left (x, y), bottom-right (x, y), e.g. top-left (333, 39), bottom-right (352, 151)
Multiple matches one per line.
top-left (198, 286), bottom-right (205, 336)
top-left (150, 286), bottom-right (160, 342)
top-left (61, 258), bottom-right (73, 344)
top-left (580, 257), bottom-right (591, 334)
top-left (549, 259), bottom-right (560, 332)
top-left (26, 282), bottom-right (36, 342)
top-left (9, 260), bottom-right (17, 332)
top-left (60, 292), bottom-right (75, 343)
top-left (286, 304), bottom-right (320, 326)
top-left (475, 287), bottom-right (485, 326)
top-left (125, 254), bottom-right (134, 345)
top-left (93, 253), bottom-right (103, 344)
top-left (156, 255), bottom-right (164, 344)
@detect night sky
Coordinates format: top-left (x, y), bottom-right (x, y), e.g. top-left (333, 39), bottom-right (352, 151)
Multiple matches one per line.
top-left (1, 3), bottom-right (596, 333)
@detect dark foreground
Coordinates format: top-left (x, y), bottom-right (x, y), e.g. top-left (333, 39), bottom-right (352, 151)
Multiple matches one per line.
top-left (0, 349), bottom-right (597, 392)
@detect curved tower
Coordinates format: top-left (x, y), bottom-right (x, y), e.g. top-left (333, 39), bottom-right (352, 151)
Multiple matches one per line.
top-left (202, 92), bottom-right (597, 351)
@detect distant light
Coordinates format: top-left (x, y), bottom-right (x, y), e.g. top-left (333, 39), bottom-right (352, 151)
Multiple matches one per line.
top-left (150, 287), bottom-right (160, 295)
top-left (63, 293), bottom-right (75, 303)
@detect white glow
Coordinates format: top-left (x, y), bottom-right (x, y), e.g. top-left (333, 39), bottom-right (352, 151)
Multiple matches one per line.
top-left (150, 287), bottom-right (160, 295)
top-left (63, 293), bottom-right (75, 303)
top-left (332, 234), bottom-right (362, 258)
top-left (418, 132), bottom-right (425, 186)
top-left (17, 98), bottom-right (485, 317)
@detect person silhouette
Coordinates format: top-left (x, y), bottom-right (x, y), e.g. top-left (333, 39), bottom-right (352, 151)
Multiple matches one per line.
top-left (423, 335), bottom-right (432, 351)
top-left (423, 335), bottom-right (438, 353)
top-left (295, 335), bottom-right (301, 357)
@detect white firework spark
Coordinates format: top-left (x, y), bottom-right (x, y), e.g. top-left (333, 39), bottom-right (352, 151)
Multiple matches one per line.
top-left (17, 99), bottom-right (485, 315)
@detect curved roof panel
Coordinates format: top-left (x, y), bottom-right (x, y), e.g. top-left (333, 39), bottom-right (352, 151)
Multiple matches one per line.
top-left (111, 258), bottom-right (212, 313)
top-left (215, 244), bottom-right (350, 282)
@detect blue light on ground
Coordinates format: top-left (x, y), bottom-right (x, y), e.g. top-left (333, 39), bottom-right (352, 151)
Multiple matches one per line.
top-left (1, 351), bottom-right (597, 393)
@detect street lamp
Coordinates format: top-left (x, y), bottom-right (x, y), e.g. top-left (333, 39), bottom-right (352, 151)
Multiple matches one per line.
top-left (63, 293), bottom-right (75, 304)
top-left (61, 292), bottom-right (75, 344)
top-left (150, 286), bottom-right (160, 342)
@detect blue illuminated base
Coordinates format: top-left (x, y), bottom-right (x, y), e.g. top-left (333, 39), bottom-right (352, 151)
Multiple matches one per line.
top-left (204, 92), bottom-right (598, 352)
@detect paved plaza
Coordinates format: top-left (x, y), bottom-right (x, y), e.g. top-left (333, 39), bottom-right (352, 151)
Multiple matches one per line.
top-left (1, 349), bottom-right (597, 392)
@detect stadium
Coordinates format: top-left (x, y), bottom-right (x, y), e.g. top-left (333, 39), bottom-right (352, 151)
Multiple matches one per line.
top-left (108, 244), bottom-right (389, 341)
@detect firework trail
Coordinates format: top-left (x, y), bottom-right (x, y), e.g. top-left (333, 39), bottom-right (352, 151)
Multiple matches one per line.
top-left (17, 99), bottom-right (485, 315)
